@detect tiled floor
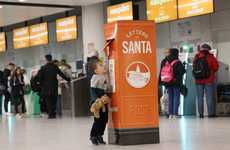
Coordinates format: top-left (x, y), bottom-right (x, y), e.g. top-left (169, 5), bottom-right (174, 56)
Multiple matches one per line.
top-left (0, 116), bottom-right (230, 150)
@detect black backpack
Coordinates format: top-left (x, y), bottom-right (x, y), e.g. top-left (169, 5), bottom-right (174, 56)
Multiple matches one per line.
top-left (193, 55), bottom-right (211, 80)
top-left (30, 76), bottom-right (40, 93)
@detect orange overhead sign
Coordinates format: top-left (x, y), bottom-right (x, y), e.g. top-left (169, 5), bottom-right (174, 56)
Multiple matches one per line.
top-left (107, 1), bottom-right (133, 23)
top-left (0, 32), bottom-right (6, 52)
top-left (178, 0), bottom-right (214, 19)
top-left (147, 0), bottom-right (178, 23)
top-left (56, 16), bottom-right (77, 42)
top-left (30, 22), bottom-right (48, 46)
top-left (13, 27), bottom-right (30, 49)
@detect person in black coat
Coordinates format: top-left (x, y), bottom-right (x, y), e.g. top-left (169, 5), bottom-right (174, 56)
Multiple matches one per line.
top-left (10, 67), bottom-right (26, 117)
top-left (0, 71), bottom-right (9, 114)
top-left (159, 48), bottom-right (186, 118)
top-left (1, 63), bottom-right (16, 115)
top-left (0, 70), bottom-right (10, 113)
top-left (37, 54), bottom-right (70, 119)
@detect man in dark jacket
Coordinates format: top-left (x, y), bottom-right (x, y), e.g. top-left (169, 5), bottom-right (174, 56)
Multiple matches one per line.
top-left (193, 44), bottom-right (219, 118)
top-left (1, 63), bottom-right (16, 115)
top-left (0, 70), bottom-right (8, 115)
top-left (159, 48), bottom-right (186, 118)
top-left (0, 70), bottom-right (10, 114)
top-left (38, 55), bottom-right (70, 119)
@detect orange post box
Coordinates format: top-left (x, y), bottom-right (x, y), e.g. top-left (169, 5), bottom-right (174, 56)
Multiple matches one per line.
top-left (104, 21), bottom-right (160, 145)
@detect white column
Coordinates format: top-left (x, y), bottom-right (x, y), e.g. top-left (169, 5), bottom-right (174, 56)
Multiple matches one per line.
top-left (82, 3), bottom-right (105, 62)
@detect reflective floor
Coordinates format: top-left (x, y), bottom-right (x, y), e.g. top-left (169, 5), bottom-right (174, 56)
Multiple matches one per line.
top-left (0, 116), bottom-right (230, 150)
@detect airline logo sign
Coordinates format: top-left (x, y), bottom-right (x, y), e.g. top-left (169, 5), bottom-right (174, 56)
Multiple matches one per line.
top-left (147, 0), bottom-right (178, 23)
top-left (122, 29), bottom-right (152, 89)
top-left (13, 27), bottom-right (30, 49)
top-left (30, 22), bottom-right (48, 46)
top-left (0, 32), bottom-right (6, 52)
top-left (107, 1), bottom-right (133, 23)
top-left (56, 16), bottom-right (77, 42)
top-left (178, 0), bottom-right (214, 18)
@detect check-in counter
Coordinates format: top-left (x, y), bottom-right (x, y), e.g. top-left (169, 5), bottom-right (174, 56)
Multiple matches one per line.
top-left (61, 76), bottom-right (91, 117)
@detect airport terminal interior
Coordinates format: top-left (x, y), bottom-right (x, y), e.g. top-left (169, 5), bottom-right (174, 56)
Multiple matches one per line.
top-left (1, 0), bottom-right (230, 149)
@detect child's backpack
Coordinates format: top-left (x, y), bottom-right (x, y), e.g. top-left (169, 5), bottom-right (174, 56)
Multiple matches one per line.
top-left (193, 55), bottom-right (211, 80)
top-left (161, 60), bottom-right (179, 83)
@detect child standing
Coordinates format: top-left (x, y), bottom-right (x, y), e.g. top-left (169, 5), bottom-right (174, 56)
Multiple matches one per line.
top-left (89, 60), bottom-right (110, 145)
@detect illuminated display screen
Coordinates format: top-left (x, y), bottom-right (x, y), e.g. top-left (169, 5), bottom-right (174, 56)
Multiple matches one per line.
top-left (147, 0), bottom-right (178, 23)
top-left (0, 32), bottom-right (6, 52)
top-left (107, 1), bottom-right (133, 23)
top-left (13, 27), bottom-right (30, 49)
top-left (178, 0), bottom-right (214, 19)
top-left (30, 22), bottom-right (48, 46)
top-left (56, 16), bottom-right (77, 42)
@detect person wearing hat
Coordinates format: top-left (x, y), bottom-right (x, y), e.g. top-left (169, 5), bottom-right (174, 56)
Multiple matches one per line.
top-left (193, 44), bottom-right (219, 118)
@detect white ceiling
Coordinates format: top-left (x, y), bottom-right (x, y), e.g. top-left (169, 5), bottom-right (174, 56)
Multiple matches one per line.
top-left (0, 6), bottom-right (69, 26)
top-left (2, 0), bottom-right (107, 6)
top-left (0, 0), bottom-right (107, 27)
